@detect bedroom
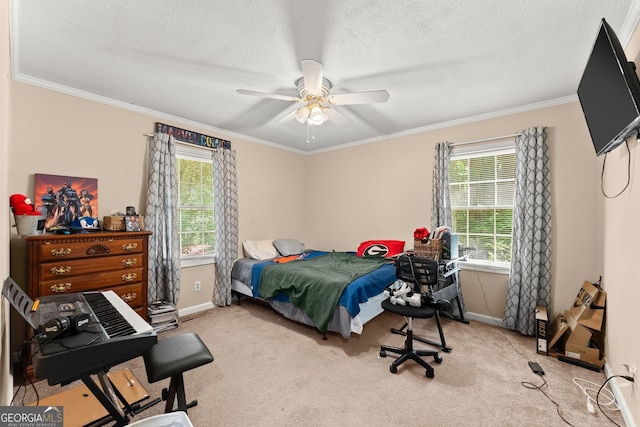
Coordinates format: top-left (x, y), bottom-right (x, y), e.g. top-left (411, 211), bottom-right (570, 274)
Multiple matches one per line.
top-left (1, 1), bottom-right (640, 425)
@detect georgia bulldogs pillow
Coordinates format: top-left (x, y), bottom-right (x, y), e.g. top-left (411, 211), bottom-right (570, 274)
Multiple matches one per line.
top-left (357, 240), bottom-right (405, 257)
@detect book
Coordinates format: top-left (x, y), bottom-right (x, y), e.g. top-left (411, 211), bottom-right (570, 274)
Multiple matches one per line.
top-left (148, 301), bottom-right (176, 315)
top-left (149, 311), bottom-right (178, 325)
top-left (152, 318), bottom-right (179, 333)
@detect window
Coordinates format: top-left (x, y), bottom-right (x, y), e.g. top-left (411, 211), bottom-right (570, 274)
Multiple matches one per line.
top-left (176, 144), bottom-right (215, 264)
top-left (449, 146), bottom-right (515, 266)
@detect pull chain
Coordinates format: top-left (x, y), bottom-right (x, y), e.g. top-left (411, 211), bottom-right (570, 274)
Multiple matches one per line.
top-left (305, 124), bottom-right (316, 144)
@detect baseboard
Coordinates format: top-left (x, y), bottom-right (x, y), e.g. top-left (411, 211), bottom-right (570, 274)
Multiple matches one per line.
top-left (463, 311), bottom-right (504, 327)
top-left (177, 301), bottom-right (214, 319)
top-left (604, 363), bottom-right (637, 427)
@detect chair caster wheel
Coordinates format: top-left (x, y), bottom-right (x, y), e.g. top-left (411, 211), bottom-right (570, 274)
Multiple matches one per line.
top-left (390, 365), bottom-right (398, 374)
top-left (380, 350), bottom-right (387, 358)
top-left (434, 355), bottom-right (442, 363)
top-left (426, 370), bottom-right (434, 378)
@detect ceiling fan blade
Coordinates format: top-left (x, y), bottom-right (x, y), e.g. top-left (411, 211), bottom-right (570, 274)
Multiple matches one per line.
top-left (301, 59), bottom-right (324, 96)
top-left (236, 89), bottom-right (301, 102)
top-left (328, 90), bottom-right (390, 105)
top-left (324, 107), bottom-right (353, 126)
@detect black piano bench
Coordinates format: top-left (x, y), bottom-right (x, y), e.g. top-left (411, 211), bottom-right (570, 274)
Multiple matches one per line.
top-left (143, 333), bottom-right (214, 414)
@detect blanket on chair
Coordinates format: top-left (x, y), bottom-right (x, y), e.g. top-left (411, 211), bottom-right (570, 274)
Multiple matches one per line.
top-left (258, 252), bottom-right (389, 331)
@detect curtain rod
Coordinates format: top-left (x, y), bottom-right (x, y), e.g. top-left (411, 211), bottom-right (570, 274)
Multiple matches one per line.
top-left (451, 132), bottom-right (521, 147)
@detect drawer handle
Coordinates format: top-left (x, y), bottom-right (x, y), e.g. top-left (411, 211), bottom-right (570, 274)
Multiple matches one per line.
top-left (122, 243), bottom-right (138, 251)
top-left (51, 266), bottom-right (72, 275)
top-left (121, 292), bottom-right (137, 302)
top-left (122, 272), bottom-right (137, 282)
top-left (50, 283), bottom-right (72, 293)
top-left (122, 258), bottom-right (137, 267)
top-left (50, 248), bottom-right (72, 257)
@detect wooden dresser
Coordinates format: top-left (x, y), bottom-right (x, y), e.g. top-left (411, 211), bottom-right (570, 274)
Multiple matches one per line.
top-left (24, 231), bottom-right (152, 319)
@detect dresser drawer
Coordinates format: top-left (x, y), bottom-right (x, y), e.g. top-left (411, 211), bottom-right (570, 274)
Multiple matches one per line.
top-left (100, 283), bottom-right (145, 309)
top-left (39, 268), bottom-right (144, 296)
top-left (38, 238), bottom-right (145, 262)
top-left (40, 254), bottom-right (144, 280)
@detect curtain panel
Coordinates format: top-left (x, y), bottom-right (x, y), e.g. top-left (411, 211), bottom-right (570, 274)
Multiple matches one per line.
top-left (212, 148), bottom-right (239, 306)
top-left (431, 142), bottom-right (452, 229)
top-left (145, 133), bottom-right (181, 305)
top-left (432, 141), bottom-right (465, 317)
top-left (504, 127), bottom-right (551, 335)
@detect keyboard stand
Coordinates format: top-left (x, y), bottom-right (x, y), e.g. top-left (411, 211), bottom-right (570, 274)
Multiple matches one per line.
top-left (83, 371), bottom-right (163, 426)
top-left (32, 368), bottom-right (160, 427)
top-left (82, 372), bottom-right (128, 426)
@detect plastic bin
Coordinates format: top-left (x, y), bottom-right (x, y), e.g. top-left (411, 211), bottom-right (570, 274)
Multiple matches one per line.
top-left (128, 411), bottom-right (194, 427)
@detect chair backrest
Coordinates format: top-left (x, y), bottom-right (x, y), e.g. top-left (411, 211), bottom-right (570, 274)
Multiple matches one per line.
top-left (395, 255), bottom-right (439, 294)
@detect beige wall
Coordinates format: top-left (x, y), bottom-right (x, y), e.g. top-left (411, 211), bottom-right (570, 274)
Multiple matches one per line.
top-left (7, 82), bottom-right (308, 313)
top-left (306, 102), bottom-right (599, 319)
top-left (595, 21), bottom-right (640, 424)
top-left (1, 0), bottom-right (13, 405)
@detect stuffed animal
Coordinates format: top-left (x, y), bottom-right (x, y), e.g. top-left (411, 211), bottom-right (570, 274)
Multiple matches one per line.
top-left (385, 281), bottom-right (422, 307)
top-left (71, 216), bottom-right (100, 230)
top-left (10, 194), bottom-right (41, 216)
top-left (413, 227), bottom-right (430, 241)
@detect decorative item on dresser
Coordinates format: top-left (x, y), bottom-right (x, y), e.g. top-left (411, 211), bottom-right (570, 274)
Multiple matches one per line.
top-left (23, 231), bottom-right (152, 319)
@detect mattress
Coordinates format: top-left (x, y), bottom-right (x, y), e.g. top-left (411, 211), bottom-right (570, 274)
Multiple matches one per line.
top-left (231, 251), bottom-right (396, 338)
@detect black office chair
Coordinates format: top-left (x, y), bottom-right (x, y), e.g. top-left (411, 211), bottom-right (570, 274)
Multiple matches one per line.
top-left (379, 255), bottom-right (451, 377)
top-left (390, 255), bottom-right (451, 352)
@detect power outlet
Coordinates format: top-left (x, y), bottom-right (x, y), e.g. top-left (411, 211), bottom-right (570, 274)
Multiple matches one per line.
top-left (194, 281), bottom-right (201, 291)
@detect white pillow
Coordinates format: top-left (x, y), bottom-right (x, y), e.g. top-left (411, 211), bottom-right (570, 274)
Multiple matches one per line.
top-left (243, 239), bottom-right (278, 260)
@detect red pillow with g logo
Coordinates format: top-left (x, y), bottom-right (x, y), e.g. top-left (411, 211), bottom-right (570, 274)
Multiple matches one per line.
top-left (357, 240), bottom-right (405, 257)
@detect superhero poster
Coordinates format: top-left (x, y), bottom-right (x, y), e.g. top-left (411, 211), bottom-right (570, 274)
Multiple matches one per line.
top-left (34, 174), bottom-right (98, 230)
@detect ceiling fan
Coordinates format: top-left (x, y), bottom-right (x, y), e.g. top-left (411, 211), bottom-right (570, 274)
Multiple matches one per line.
top-left (236, 59), bottom-right (390, 128)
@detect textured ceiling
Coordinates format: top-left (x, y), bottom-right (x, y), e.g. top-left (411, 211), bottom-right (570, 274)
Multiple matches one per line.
top-left (10, 1), bottom-right (640, 152)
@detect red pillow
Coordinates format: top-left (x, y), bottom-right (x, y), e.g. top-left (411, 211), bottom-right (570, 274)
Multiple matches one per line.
top-left (357, 240), bottom-right (405, 257)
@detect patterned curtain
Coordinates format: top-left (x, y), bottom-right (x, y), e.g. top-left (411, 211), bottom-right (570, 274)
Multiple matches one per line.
top-left (431, 142), bottom-right (452, 229)
top-left (212, 148), bottom-right (239, 306)
top-left (432, 141), bottom-right (465, 317)
top-left (145, 133), bottom-right (181, 305)
top-left (504, 127), bottom-right (551, 335)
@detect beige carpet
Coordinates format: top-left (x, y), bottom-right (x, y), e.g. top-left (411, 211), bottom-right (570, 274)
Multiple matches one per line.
top-left (16, 301), bottom-right (626, 426)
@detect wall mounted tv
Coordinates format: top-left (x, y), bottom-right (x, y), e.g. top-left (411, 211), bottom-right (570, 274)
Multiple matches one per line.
top-left (578, 18), bottom-right (640, 156)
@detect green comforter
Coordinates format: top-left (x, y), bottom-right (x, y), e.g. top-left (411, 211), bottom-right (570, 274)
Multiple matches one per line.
top-left (258, 252), bottom-right (389, 331)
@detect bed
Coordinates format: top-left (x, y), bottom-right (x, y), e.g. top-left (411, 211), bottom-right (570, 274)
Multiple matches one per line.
top-left (231, 239), bottom-right (401, 338)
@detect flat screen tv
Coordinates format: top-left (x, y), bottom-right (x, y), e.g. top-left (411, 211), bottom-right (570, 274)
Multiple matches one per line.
top-left (578, 18), bottom-right (640, 156)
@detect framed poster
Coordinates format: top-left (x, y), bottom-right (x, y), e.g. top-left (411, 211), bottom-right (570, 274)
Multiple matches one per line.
top-left (34, 174), bottom-right (98, 230)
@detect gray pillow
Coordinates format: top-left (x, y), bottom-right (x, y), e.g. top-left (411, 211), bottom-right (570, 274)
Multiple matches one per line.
top-left (273, 239), bottom-right (305, 256)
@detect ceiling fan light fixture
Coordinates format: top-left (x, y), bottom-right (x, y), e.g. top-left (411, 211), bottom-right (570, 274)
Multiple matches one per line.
top-left (308, 105), bottom-right (328, 125)
top-left (294, 107), bottom-right (309, 123)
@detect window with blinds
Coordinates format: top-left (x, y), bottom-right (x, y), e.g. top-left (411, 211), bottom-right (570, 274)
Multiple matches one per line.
top-left (177, 145), bottom-right (215, 260)
top-left (449, 147), bottom-right (515, 264)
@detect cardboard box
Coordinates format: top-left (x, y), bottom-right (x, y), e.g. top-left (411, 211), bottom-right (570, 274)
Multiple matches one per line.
top-left (568, 281), bottom-right (606, 331)
top-left (563, 314), bottom-right (605, 368)
top-left (545, 280), bottom-right (607, 370)
top-left (548, 312), bottom-right (569, 351)
top-left (535, 306), bottom-right (549, 355)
